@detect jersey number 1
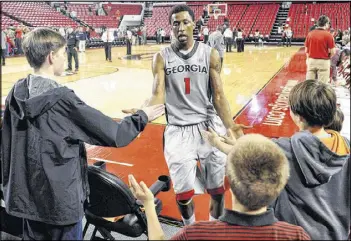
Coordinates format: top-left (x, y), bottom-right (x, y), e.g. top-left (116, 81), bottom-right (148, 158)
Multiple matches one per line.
top-left (184, 78), bottom-right (190, 94)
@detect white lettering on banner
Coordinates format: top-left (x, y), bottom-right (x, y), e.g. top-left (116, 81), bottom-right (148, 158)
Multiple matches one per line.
top-left (262, 80), bottom-right (299, 126)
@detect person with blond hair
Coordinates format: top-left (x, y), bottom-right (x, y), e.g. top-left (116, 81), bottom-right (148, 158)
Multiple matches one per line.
top-left (129, 134), bottom-right (310, 240)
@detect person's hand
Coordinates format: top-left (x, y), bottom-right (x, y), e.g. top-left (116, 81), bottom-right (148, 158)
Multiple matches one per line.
top-left (128, 174), bottom-right (154, 206)
top-left (202, 127), bottom-right (222, 147)
top-left (141, 104), bottom-right (165, 121)
top-left (73, 47), bottom-right (78, 51)
top-left (229, 123), bottom-right (252, 139)
top-left (223, 128), bottom-right (237, 145)
top-left (122, 103), bottom-right (165, 122)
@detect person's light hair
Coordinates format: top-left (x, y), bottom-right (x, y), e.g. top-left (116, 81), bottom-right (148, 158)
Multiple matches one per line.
top-left (226, 134), bottom-right (289, 211)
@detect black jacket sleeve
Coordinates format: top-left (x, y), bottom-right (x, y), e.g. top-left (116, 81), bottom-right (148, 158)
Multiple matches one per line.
top-left (64, 91), bottom-right (148, 147)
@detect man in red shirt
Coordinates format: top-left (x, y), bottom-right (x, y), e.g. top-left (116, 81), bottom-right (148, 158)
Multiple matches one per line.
top-left (305, 15), bottom-right (336, 83)
top-left (129, 134), bottom-right (311, 240)
top-left (15, 24), bottom-right (24, 55)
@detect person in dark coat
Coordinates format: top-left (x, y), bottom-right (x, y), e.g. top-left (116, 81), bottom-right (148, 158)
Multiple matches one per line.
top-left (1, 27), bottom-right (165, 240)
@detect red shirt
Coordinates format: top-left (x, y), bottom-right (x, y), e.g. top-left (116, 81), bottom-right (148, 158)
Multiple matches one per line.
top-left (15, 28), bottom-right (23, 39)
top-left (305, 29), bottom-right (335, 59)
top-left (171, 209), bottom-right (311, 240)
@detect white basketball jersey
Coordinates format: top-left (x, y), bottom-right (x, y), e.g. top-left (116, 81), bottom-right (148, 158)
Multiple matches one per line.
top-left (161, 42), bottom-right (216, 126)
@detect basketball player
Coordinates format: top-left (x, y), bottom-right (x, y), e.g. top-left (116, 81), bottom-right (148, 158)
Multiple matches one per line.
top-left (124, 4), bottom-right (249, 225)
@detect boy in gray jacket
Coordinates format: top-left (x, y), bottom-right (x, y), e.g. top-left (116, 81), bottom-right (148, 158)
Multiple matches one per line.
top-left (202, 80), bottom-right (350, 240)
top-left (1, 27), bottom-right (164, 240)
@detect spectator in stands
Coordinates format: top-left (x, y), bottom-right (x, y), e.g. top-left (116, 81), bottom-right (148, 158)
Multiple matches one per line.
top-left (285, 27), bottom-right (293, 47)
top-left (326, 107), bottom-right (344, 132)
top-left (335, 29), bottom-right (343, 42)
top-left (128, 134), bottom-right (311, 240)
top-left (236, 28), bottom-right (244, 52)
top-left (77, 27), bottom-right (87, 52)
top-left (1, 27), bottom-right (164, 241)
top-left (207, 25), bottom-right (225, 67)
top-left (254, 29), bottom-right (260, 47)
top-left (342, 30), bottom-right (350, 46)
top-left (203, 79), bottom-right (350, 240)
top-left (115, 9), bottom-right (121, 20)
top-left (202, 26), bottom-right (209, 44)
top-left (330, 47), bottom-right (342, 84)
top-left (1, 30), bottom-right (6, 66)
top-left (101, 28), bottom-right (114, 62)
top-left (70, 10), bottom-right (77, 20)
top-left (223, 27), bottom-right (233, 52)
top-left (203, 5), bottom-right (208, 18)
top-left (88, 5), bottom-right (92, 16)
top-left (309, 21), bottom-right (317, 31)
top-left (66, 27), bottom-right (79, 72)
top-left (196, 18), bottom-right (202, 32)
top-left (305, 15), bottom-right (336, 83)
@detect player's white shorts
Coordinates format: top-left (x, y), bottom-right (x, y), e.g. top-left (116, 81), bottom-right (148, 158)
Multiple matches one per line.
top-left (163, 115), bottom-right (227, 201)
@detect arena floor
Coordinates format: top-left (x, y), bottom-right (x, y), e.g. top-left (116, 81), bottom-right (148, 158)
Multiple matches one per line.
top-left (1, 43), bottom-right (349, 223)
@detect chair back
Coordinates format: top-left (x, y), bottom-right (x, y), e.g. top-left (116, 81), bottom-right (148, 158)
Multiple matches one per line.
top-left (87, 166), bottom-right (136, 218)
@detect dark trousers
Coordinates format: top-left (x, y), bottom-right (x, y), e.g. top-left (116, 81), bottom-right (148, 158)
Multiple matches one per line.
top-left (161, 36), bottom-right (165, 44)
top-left (225, 37), bottom-right (232, 52)
top-left (233, 38), bottom-right (237, 48)
top-left (126, 39), bottom-right (132, 55)
top-left (286, 37), bottom-right (292, 47)
top-left (236, 38), bottom-right (243, 52)
top-left (281, 37), bottom-right (286, 46)
top-left (1, 49), bottom-right (5, 65)
top-left (15, 38), bottom-right (22, 54)
top-left (23, 219), bottom-right (82, 240)
top-left (104, 42), bottom-right (112, 60)
top-left (67, 46), bottom-right (78, 70)
top-left (254, 37), bottom-right (259, 46)
top-left (204, 35), bottom-right (209, 44)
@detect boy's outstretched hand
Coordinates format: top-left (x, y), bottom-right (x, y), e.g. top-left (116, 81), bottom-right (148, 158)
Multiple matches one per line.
top-left (128, 174), bottom-right (154, 206)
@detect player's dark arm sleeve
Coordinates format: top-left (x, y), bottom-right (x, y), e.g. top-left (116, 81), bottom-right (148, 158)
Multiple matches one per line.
top-left (63, 91), bottom-right (148, 147)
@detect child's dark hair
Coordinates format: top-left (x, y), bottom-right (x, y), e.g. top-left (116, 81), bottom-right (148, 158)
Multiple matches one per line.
top-left (325, 107), bottom-right (344, 132)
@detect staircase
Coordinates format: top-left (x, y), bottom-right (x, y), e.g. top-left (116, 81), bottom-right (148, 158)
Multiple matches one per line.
top-left (193, 15), bottom-right (210, 40)
top-left (270, 3), bottom-right (290, 42)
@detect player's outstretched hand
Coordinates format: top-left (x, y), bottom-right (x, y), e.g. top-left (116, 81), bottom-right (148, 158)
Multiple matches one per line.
top-left (230, 123), bottom-right (252, 139)
top-left (122, 104), bottom-right (165, 122)
top-left (128, 174), bottom-right (154, 206)
top-left (141, 104), bottom-right (165, 121)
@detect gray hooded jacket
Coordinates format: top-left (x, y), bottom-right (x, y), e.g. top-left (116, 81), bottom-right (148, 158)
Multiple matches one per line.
top-left (1, 75), bottom-right (148, 225)
top-left (272, 131), bottom-right (350, 240)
